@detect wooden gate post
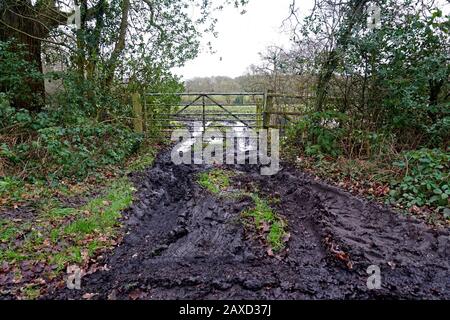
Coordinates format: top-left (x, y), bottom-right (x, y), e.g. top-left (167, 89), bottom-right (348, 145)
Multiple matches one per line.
top-left (263, 90), bottom-right (273, 129)
top-left (256, 100), bottom-right (262, 128)
top-left (132, 92), bottom-right (143, 133)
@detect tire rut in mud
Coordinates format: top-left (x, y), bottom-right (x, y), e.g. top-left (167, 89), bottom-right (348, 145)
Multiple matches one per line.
top-left (48, 149), bottom-right (449, 300)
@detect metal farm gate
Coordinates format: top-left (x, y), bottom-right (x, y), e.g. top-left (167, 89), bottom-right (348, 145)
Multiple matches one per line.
top-left (130, 91), bottom-right (308, 135)
top-left (144, 92), bottom-right (265, 133)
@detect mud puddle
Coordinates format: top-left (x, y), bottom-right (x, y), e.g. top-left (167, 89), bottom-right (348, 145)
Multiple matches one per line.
top-left (47, 148), bottom-right (449, 300)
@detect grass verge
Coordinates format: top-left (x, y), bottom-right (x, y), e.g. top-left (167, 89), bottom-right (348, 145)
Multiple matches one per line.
top-left (0, 140), bottom-right (161, 299)
top-left (0, 178), bottom-right (134, 298)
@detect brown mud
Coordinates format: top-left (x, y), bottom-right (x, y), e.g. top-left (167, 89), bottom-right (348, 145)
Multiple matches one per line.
top-left (46, 149), bottom-right (449, 300)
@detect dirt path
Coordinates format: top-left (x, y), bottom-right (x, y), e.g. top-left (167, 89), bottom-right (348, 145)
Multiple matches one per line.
top-left (48, 149), bottom-right (449, 300)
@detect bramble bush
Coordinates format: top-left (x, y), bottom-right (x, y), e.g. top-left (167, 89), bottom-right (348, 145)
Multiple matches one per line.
top-left (285, 111), bottom-right (394, 159)
top-left (389, 148), bottom-right (450, 216)
top-left (0, 40), bottom-right (149, 183)
top-left (285, 111), bottom-right (347, 158)
top-left (0, 40), bottom-right (44, 109)
top-left (1, 105), bottom-right (142, 180)
top-left (1, 36), bottom-right (190, 187)
top-left (284, 113), bottom-right (449, 217)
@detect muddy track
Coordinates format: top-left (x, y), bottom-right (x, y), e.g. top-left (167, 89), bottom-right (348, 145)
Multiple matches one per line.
top-left (48, 149), bottom-right (449, 300)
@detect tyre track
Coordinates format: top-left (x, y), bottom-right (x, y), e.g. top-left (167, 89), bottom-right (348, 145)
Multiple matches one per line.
top-left (48, 149), bottom-right (449, 300)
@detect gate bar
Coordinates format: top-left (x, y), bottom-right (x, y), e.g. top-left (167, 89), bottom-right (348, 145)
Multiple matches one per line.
top-left (146, 92), bottom-right (265, 96)
top-left (204, 95), bottom-right (252, 129)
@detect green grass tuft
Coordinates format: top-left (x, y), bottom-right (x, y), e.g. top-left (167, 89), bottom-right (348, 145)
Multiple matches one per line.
top-left (243, 194), bottom-right (288, 252)
top-left (197, 169), bottom-right (234, 194)
top-left (64, 178), bottom-right (133, 237)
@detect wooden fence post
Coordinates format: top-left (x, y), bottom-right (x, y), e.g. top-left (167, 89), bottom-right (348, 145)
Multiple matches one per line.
top-left (132, 92), bottom-right (143, 133)
top-left (256, 100), bottom-right (262, 128)
top-left (263, 90), bottom-right (273, 129)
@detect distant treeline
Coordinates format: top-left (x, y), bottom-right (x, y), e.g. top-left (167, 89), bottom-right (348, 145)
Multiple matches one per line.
top-left (184, 75), bottom-right (315, 97)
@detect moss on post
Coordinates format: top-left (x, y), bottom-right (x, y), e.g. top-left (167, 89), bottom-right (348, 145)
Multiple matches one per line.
top-left (132, 92), bottom-right (143, 133)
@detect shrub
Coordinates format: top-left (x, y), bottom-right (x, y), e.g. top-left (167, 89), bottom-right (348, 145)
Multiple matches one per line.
top-left (1, 105), bottom-right (142, 180)
top-left (389, 148), bottom-right (450, 215)
top-left (33, 122), bottom-right (142, 179)
top-left (285, 111), bottom-right (347, 157)
top-left (0, 93), bottom-right (33, 129)
top-left (0, 40), bottom-right (44, 108)
top-left (0, 176), bottom-right (24, 199)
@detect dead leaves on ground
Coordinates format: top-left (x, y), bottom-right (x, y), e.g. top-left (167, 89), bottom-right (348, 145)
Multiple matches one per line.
top-left (323, 235), bottom-right (354, 270)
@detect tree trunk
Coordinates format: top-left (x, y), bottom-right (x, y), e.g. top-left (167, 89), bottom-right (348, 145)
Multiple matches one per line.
top-left (427, 79), bottom-right (444, 123)
top-left (315, 0), bottom-right (369, 111)
top-left (104, 0), bottom-right (130, 87)
top-left (429, 79), bottom-right (443, 107)
top-left (0, 1), bottom-right (48, 111)
top-left (0, 1), bottom-right (72, 111)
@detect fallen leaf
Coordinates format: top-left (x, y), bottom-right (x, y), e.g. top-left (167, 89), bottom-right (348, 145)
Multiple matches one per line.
top-left (409, 205), bottom-right (421, 214)
top-left (81, 249), bottom-right (89, 261)
top-left (129, 289), bottom-right (144, 300)
top-left (108, 289), bottom-right (117, 300)
top-left (82, 293), bottom-right (98, 300)
top-left (260, 222), bottom-right (270, 233)
top-left (0, 262), bottom-right (10, 273)
top-left (282, 233), bottom-right (291, 243)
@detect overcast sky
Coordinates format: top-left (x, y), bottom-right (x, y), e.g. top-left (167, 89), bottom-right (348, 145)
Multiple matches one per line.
top-left (173, 0), bottom-right (449, 80)
top-left (173, 0), bottom-right (314, 80)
